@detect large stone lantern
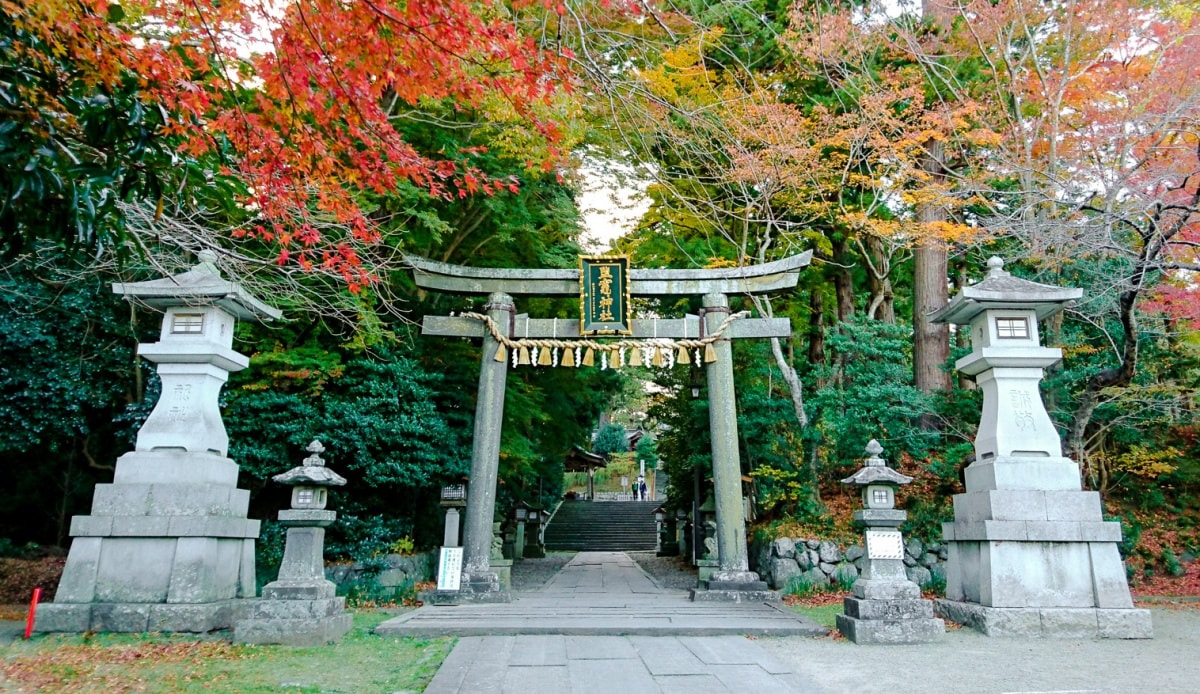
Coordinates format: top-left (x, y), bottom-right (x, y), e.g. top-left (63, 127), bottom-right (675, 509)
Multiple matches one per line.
top-left (932, 257), bottom-right (1151, 638)
top-left (38, 251), bottom-right (280, 634)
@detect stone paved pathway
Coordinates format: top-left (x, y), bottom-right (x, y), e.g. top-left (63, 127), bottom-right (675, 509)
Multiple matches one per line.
top-left (376, 552), bottom-right (824, 638)
top-left (376, 552), bottom-right (827, 693)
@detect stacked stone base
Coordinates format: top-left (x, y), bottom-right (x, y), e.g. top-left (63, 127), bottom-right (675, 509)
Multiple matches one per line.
top-left (935, 600), bottom-right (1152, 639)
top-left (942, 456), bottom-right (1152, 639)
top-left (837, 608), bottom-right (945, 645)
top-left (838, 575), bottom-right (944, 644)
top-left (451, 569), bottom-right (511, 603)
top-left (39, 451), bottom-right (258, 634)
top-left (234, 580), bottom-right (351, 645)
top-left (692, 569), bottom-right (779, 602)
top-left (234, 597), bottom-right (351, 646)
top-left (690, 588), bottom-right (779, 603)
top-left (36, 599), bottom-right (243, 633)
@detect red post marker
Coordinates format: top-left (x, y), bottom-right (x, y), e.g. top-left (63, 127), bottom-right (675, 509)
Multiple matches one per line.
top-left (24, 587), bottom-right (42, 639)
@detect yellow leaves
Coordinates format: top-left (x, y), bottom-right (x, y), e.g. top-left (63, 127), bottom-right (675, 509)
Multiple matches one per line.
top-left (1110, 445), bottom-right (1182, 480)
top-left (636, 27), bottom-right (727, 107)
top-left (703, 256), bottom-right (740, 269)
top-left (920, 220), bottom-right (979, 244)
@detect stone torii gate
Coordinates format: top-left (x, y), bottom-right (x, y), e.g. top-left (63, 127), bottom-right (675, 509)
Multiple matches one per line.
top-left (412, 252), bottom-right (811, 600)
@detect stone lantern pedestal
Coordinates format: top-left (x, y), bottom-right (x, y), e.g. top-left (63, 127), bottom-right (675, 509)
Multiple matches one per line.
top-left (37, 252), bottom-right (280, 633)
top-left (837, 441), bottom-right (945, 644)
top-left (932, 258), bottom-right (1151, 638)
top-left (235, 441), bottom-right (352, 646)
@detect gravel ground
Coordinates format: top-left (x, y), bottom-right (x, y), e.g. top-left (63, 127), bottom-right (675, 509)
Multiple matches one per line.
top-left (510, 552), bottom-right (575, 592)
top-left (626, 550), bottom-right (700, 591)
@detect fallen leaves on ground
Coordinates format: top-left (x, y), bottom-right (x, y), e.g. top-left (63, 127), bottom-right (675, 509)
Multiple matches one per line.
top-left (0, 604), bottom-right (26, 621)
top-left (1, 641), bottom-right (243, 692)
top-left (1132, 561), bottom-right (1200, 601)
top-left (782, 591), bottom-right (847, 608)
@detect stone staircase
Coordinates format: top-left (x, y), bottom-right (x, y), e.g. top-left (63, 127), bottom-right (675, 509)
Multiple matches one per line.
top-left (543, 500), bottom-right (658, 551)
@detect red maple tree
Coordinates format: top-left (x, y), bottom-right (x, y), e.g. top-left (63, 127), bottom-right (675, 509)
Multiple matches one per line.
top-left (8, 0), bottom-right (571, 288)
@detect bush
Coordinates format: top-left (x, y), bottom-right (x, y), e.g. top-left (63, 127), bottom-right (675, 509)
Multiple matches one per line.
top-left (1163, 549), bottom-right (1185, 577)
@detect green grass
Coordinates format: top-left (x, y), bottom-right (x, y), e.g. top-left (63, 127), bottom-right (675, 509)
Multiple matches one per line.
top-left (1, 610), bottom-right (454, 693)
top-left (789, 602), bottom-right (843, 629)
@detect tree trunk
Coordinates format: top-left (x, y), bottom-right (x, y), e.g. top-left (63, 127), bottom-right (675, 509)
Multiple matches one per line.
top-left (749, 296), bottom-right (810, 433)
top-left (913, 140), bottom-right (951, 396)
top-left (864, 235), bottom-right (895, 323)
top-left (913, 242), bottom-right (950, 392)
top-left (807, 289), bottom-right (826, 372)
top-left (952, 263), bottom-right (975, 391)
top-left (832, 236), bottom-right (855, 324)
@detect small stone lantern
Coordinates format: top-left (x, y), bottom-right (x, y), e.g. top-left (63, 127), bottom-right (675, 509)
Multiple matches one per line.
top-left (836, 440), bottom-right (944, 644)
top-left (439, 483), bottom-right (466, 549)
top-left (234, 440), bottom-right (351, 646)
top-left (524, 505), bottom-right (546, 558)
top-left (654, 506), bottom-right (680, 557)
top-left (696, 493), bottom-right (719, 582)
top-left (512, 501), bottom-right (531, 561)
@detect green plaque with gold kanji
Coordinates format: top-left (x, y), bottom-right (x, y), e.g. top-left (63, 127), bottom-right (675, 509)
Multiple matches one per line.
top-left (580, 256), bottom-right (631, 334)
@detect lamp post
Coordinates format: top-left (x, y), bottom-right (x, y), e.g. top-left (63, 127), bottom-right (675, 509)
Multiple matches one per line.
top-left (931, 256), bottom-right (1150, 638)
top-left (39, 251), bottom-right (279, 634)
top-left (524, 506), bottom-right (545, 558)
top-left (654, 506), bottom-right (679, 557)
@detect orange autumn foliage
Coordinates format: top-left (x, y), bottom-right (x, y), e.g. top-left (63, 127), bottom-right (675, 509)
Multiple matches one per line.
top-left (4, 0), bottom-right (572, 288)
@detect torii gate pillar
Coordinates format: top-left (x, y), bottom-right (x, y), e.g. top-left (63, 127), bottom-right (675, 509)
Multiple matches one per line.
top-left (703, 295), bottom-right (751, 580)
top-left (460, 292), bottom-right (513, 599)
top-left (699, 293), bottom-right (770, 596)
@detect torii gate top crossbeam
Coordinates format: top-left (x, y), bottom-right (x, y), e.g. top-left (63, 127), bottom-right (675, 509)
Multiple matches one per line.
top-left (407, 251), bottom-right (812, 296)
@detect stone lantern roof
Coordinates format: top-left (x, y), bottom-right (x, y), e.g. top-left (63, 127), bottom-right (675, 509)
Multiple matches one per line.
top-left (841, 440), bottom-right (913, 487)
top-left (273, 440), bottom-right (347, 487)
top-left (930, 257), bottom-right (1082, 325)
top-left (112, 251), bottom-right (282, 322)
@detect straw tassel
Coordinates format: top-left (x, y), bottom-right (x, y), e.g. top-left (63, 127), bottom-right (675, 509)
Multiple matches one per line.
top-left (562, 346), bottom-right (576, 367)
top-left (628, 347), bottom-right (643, 367)
top-left (494, 344), bottom-right (508, 363)
top-left (676, 345), bottom-right (690, 365)
top-left (537, 345), bottom-right (552, 366)
top-left (518, 345), bottom-right (531, 365)
top-left (582, 348), bottom-right (595, 367)
top-left (651, 347), bottom-right (665, 367)
top-left (704, 343), bottom-right (718, 363)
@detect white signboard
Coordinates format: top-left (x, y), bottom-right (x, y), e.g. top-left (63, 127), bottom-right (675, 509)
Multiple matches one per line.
top-left (865, 529), bottom-right (904, 560)
top-left (437, 547), bottom-right (463, 591)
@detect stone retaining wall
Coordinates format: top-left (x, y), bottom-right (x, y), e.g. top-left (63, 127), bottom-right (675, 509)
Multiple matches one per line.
top-left (751, 536), bottom-right (948, 592)
top-left (324, 552), bottom-right (434, 598)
